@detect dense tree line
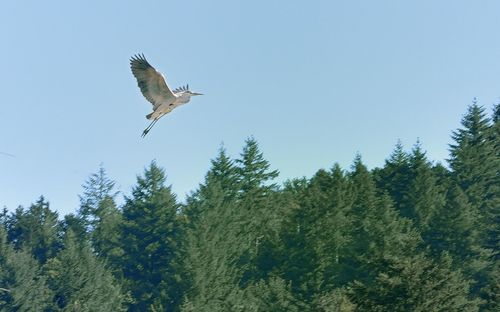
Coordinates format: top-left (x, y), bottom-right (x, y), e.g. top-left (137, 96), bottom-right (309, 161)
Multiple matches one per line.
top-left (1, 103), bottom-right (498, 311)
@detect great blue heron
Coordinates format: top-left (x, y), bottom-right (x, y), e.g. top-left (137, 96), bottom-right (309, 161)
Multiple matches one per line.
top-left (130, 54), bottom-right (203, 137)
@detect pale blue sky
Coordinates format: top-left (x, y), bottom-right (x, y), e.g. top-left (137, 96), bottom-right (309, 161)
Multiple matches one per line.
top-left (1, 1), bottom-right (499, 216)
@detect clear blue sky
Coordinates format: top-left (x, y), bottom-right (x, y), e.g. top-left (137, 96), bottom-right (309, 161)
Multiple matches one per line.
top-left (1, 1), bottom-right (499, 216)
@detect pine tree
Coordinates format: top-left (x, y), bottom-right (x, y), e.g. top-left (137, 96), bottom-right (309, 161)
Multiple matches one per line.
top-left (449, 104), bottom-right (497, 214)
top-left (234, 138), bottom-right (281, 287)
top-left (6, 197), bottom-right (61, 264)
top-left (184, 145), bottom-right (239, 222)
top-left (0, 226), bottom-right (54, 311)
top-left (314, 288), bottom-right (356, 312)
top-left (448, 103), bottom-right (499, 308)
top-left (92, 196), bottom-right (124, 266)
top-left (427, 186), bottom-right (481, 261)
top-left (235, 137), bottom-right (279, 196)
top-left (182, 147), bottom-right (246, 310)
top-left (78, 165), bottom-right (119, 232)
top-left (485, 103), bottom-right (500, 260)
top-left (349, 252), bottom-right (480, 311)
top-left (120, 161), bottom-right (183, 311)
top-left (278, 177), bottom-right (316, 298)
top-left (405, 142), bottom-right (446, 233)
top-left (278, 165), bottom-right (353, 302)
top-left (345, 160), bottom-right (479, 311)
top-left (181, 182), bottom-right (246, 311)
top-left (241, 276), bottom-right (305, 311)
top-left (44, 229), bottom-right (125, 311)
top-left (373, 141), bottom-right (411, 216)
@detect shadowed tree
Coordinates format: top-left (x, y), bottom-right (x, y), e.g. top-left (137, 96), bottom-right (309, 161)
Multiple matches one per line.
top-left (6, 197), bottom-right (61, 264)
top-left (120, 161), bottom-right (183, 311)
top-left (448, 103), bottom-right (499, 309)
top-left (44, 230), bottom-right (125, 311)
top-left (0, 226), bottom-right (54, 311)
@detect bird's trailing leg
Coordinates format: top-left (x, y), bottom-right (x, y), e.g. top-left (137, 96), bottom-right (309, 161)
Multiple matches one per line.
top-left (141, 118), bottom-right (160, 138)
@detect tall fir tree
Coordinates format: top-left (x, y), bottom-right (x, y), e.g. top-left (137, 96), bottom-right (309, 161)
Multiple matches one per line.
top-left (78, 165), bottom-right (119, 231)
top-left (278, 165), bottom-right (353, 304)
top-left (44, 229), bottom-right (125, 311)
top-left (349, 252), bottom-right (480, 312)
top-left (92, 196), bottom-right (124, 265)
top-left (373, 141), bottom-right (411, 216)
top-left (448, 103), bottom-right (499, 309)
top-left (405, 142), bottom-right (446, 234)
top-left (234, 137), bottom-right (280, 287)
top-left (345, 157), bottom-right (479, 311)
top-left (235, 137), bottom-right (279, 196)
top-left (0, 226), bottom-right (54, 311)
top-left (120, 161), bottom-right (183, 311)
top-left (182, 147), bottom-right (246, 310)
top-left (181, 182), bottom-right (247, 311)
top-left (6, 197), bottom-right (61, 264)
top-left (184, 145), bottom-right (239, 222)
top-left (426, 185), bottom-right (488, 279)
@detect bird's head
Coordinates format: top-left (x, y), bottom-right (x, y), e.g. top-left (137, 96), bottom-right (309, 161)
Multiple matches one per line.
top-left (173, 84), bottom-right (203, 96)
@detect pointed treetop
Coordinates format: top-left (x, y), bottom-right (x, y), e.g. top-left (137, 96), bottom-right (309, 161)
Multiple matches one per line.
top-left (236, 137), bottom-right (279, 193)
top-left (132, 160), bottom-right (170, 199)
top-left (386, 140), bottom-right (409, 166)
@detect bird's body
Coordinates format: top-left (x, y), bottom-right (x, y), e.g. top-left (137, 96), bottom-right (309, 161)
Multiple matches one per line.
top-left (130, 54), bottom-right (202, 137)
top-left (146, 87), bottom-right (193, 120)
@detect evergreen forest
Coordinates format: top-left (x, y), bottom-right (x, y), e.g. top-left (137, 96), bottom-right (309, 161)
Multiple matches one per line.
top-left (1, 103), bottom-right (498, 311)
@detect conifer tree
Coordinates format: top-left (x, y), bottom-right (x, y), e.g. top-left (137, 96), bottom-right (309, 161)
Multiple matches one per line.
top-left (405, 142), bottom-right (445, 233)
top-left (314, 288), bottom-right (356, 312)
top-left (449, 104), bottom-right (497, 213)
top-left (235, 137), bottom-right (279, 196)
top-left (349, 252), bottom-right (480, 311)
top-left (78, 166), bottom-right (119, 231)
top-left (427, 186), bottom-right (476, 256)
top-left (120, 161), bottom-right (183, 311)
top-left (44, 230), bottom-right (124, 311)
top-left (373, 141), bottom-right (411, 215)
top-left (278, 165), bottom-right (353, 302)
top-left (240, 276), bottom-right (305, 311)
top-left (234, 138), bottom-right (280, 286)
top-left (182, 148), bottom-right (245, 310)
top-left (0, 226), bottom-right (54, 311)
top-left (6, 197), bottom-right (61, 264)
top-left (448, 103), bottom-right (499, 308)
top-left (92, 196), bottom-right (124, 265)
top-left (184, 146), bottom-right (239, 222)
top-left (181, 182), bottom-right (247, 311)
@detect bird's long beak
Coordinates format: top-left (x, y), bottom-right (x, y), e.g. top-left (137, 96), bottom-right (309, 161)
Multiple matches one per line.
top-left (192, 92), bottom-right (203, 96)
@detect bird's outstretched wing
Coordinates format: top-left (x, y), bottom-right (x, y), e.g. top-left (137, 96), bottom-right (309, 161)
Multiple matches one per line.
top-left (130, 54), bottom-right (176, 110)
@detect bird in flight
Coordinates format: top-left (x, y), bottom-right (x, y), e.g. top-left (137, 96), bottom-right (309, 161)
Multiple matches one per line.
top-left (130, 54), bottom-right (203, 137)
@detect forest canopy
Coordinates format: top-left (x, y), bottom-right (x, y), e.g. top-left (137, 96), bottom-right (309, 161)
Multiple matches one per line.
top-left (1, 103), bottom-right (499, 311)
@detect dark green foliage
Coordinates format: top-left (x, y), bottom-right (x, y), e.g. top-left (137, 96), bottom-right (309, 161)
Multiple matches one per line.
top-left (313, 288), bottom-right (356, 312)
top-left (6, 197), bottom-right (61, 264)
top-left (92, 196), bottom-right (124, 264)
top-left (78, 166), bottom-right (118, 231)
top-left (235, 137), bottom-right (279, 195)
top-left (184, 146), bottom-right (239, 221)
top-left (182, 149), bottom-right (244, 310)
top-left (0, 226), bottom-right (54, 311)
top-left (448, 103), bottom-right (500, 309)
top-left (349, 253), bottom-right (480, 311)
top-left (45, 230), bottom-right (125, 311)
top-left (2, 104), bottom-right (497, 311)
top-left (278, 165), bottom-right (353, 301)
top-left (373, 141), bottom-right (411, 212)
top-left (405, 143), bottom-right (446, 233)
top-left (120, 161), bottom-right (183, 311)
